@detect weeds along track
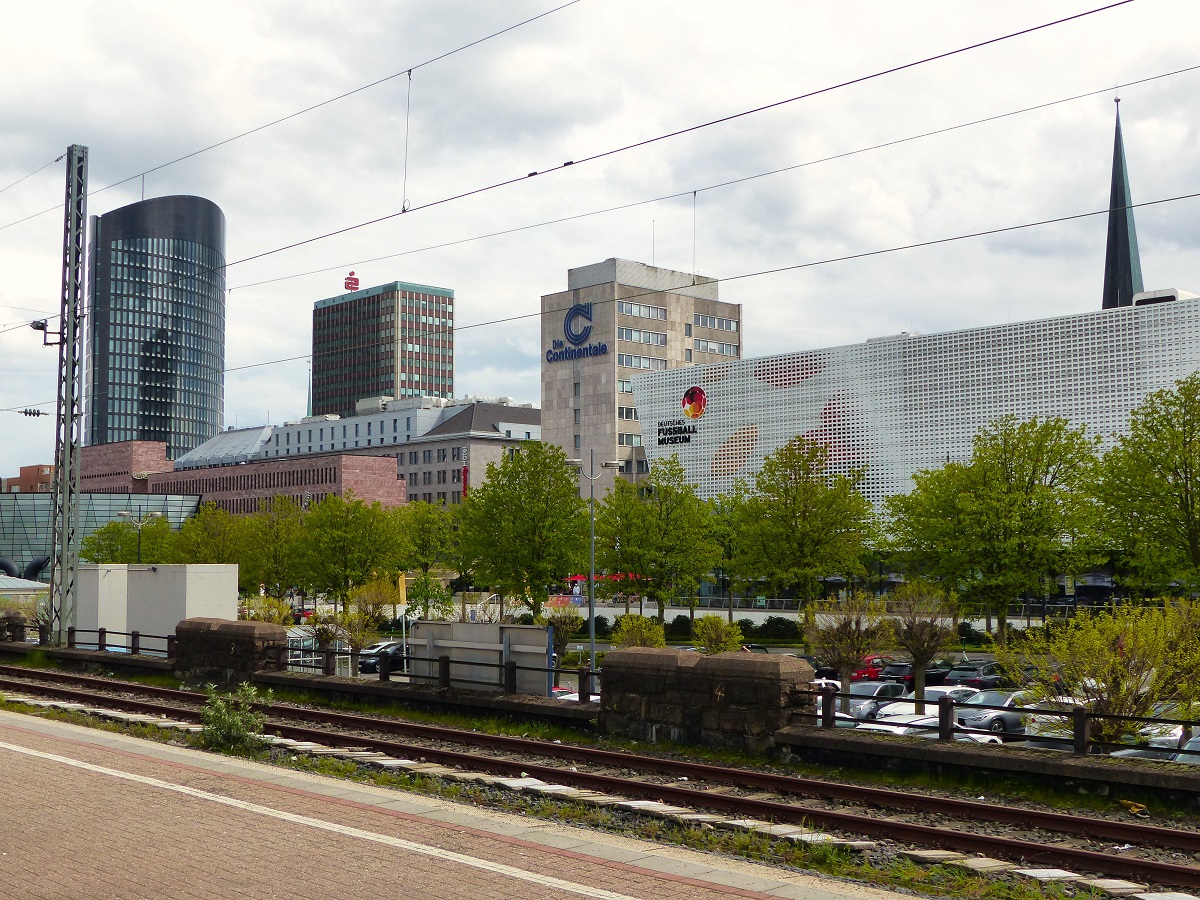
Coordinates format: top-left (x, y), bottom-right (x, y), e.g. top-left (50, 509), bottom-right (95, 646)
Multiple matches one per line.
top-left (1, 664), bottom-right (1199, 889)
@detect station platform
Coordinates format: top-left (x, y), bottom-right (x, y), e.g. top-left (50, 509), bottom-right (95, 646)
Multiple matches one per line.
top-left (0, 709), bottom-right (909, 899)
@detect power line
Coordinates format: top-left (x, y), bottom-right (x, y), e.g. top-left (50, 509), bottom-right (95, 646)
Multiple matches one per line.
top-left (220, 0), bottom-right (1138, 274)
top-left (7, 184), bottom-right (1198, 417)
top-left (219, 59), bottom-right (1196, 293)
top-left (0, 153), bottom-right (65, 198)
top-left (1, 0), bottom-right (1143, 328)
top-left (0, 1), bottom-right (584, 233)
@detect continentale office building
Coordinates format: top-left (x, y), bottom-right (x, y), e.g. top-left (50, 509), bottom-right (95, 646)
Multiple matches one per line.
top-left (85, 195), bottom-right (227, 459)
top-left (311, 280), bottom-right (454, 417)
top-left (541, 259), bottom-right (742, 495)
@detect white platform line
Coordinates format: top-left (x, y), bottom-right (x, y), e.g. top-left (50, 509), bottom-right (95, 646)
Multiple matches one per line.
top-left (0, 739), bottom-right (640, 900)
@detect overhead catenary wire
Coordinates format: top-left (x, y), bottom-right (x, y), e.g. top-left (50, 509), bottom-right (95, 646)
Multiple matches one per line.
top-left (7, 187), bottom-right (1200, 418)
top-left (215, 0), bottom-right (1139, 274)
top-left (0, 153), bottom-right (65, 198)
top-left (4, 0), bottom-right (1151, 330)
top-left (0, 0), bottom-right (584, 230)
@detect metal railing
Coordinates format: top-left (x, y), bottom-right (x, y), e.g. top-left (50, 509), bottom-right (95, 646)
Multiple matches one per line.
top-left (64, 626), bottom-right (175, 658)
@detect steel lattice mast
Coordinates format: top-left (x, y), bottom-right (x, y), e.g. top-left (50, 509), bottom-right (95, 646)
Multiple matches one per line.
top-left (48, 144), bottom-right (88, 645)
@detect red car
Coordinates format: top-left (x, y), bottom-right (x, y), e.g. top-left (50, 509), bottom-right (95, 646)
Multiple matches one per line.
top-left (850, 654), bottom-right (896, 682)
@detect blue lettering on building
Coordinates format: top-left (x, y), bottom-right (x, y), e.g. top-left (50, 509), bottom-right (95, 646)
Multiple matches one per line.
top-left (546, 303), bottom-right (609, 363)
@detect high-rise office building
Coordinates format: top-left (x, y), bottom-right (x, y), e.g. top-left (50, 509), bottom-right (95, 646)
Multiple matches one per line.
top-left (311, 280), bottom-right (454, 417)
top-left (85, 195), bottom-right (227, 460)
top-left (541, 259), bottom-right (742, 495)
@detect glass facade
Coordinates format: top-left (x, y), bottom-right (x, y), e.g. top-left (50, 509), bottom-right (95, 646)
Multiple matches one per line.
top-left (86, 196), bottom-right (227, 460)
top-left (311, 281), bottom-right (454, 417)
top-left (636, 298), bottom-right (1200, 506)
top-left (0, 493), bottom-right (200, 576)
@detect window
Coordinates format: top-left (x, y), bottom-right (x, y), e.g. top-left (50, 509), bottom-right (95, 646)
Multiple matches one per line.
top-left (618, 353), bottom-right (667, 371)
top-left (574, 434), bottom-right (581, 450)
top-left (573, 409), bottom-right (581, 425)
top-left (451, 446), bottom-right (461, 461)
top-left (409, 451), bottom-right (418, 465)
top-left (617, 326), bottom-right (666, 346)
top-left (422, 449), bottom-right (433, 464)
top-left (618, 379), bottom-right (633, 393)
top-left (693, 339), bottom-right (739, 356)
top-left (452, 468), bottom-right (461, 483)
top-left (636, 459), bottom-right (650, 474)
top-left (437, 470), bottom-right (447, 483)
top-left (437, 492), bottom-right (447, 505)
top-left (573, 382), bottom-right (580, 398)
top-left (694, 313), bottom-right (738, 332)
top-left (617, 301), bottom-right (667, 320)
top-left (618, 433), bottom-right (643, 446)
top-left (423, 471), bottom-right (432, 484)
top-left (685, 349), bottom-right (693, 362)
top-left (685, 323), bottom-right (692, 337)
top-left (618, 406), bottom-right (638, 420)
top-left (437, 447), bottom-right (447, 462)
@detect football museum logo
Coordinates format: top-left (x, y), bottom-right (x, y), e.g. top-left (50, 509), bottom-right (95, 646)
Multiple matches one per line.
top-left (658, 387), bottom-right (707, 445)
top-left (546, 302), bottom-right (609, 363)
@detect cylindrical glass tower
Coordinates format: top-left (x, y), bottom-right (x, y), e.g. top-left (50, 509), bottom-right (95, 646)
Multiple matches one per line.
top-left (85, 196), bottom-right (226, 460)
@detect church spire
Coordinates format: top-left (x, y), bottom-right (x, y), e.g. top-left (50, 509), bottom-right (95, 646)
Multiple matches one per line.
top-left (1101, 99), bottom-right (1144, 309)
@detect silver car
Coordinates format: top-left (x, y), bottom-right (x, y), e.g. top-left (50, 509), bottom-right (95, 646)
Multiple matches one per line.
top-left (956, 690), bottom-right (1031, 735)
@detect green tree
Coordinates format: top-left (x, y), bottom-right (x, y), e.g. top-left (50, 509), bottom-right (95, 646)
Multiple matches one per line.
top-left (298, 493), bottom-right (399, 612)
top-left (398, 501), bottom-right (452, 575)
top-left (241, 594), bottom-right (296, 625)
top-left (458, 441), bottom-right (587, 618)
top-left (541, 597), bottom-right (585, 685)
top-left (707, 485), bottom-right (751, 623)
top-left (806, 592), bottom-right (891, 710)
top-left (739, 437), bottom-right (873, 607)
top-left (594, 477), bottom-right (652, 615)
top-left (80, 521), bottom-right (138, 563)
top-left (406, 572), bottom-right (455, 620)
top-left (628, 455), bottom-right (720, 621)
top-left (692, 615), bottom-right (744, 654)
top-left (242, 496), bottom-right (305, 598)
top-left (888, 579), bottom-right (958, 712)
top-left (1096, 374), bottom-right (1200, 593)
top-left (887, 416), bottom-right (1098, 643)
top-left (610, 614), bottom-right (666, 648)
top-left (173, 503), bottom-right (246, 566)
top-left (996, 603), bottom-right (1187, 743)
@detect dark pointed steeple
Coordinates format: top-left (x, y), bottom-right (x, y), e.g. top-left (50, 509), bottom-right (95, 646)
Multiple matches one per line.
top-left (1101, 100), bottom-right (1144, 309)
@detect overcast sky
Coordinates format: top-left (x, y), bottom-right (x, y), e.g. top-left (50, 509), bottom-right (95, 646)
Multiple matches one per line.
top-left (2, 0), bottom-right (1198, 476)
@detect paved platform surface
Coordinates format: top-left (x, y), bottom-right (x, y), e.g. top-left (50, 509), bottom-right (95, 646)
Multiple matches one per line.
top-left (0, 709), bottom-right (915, 900)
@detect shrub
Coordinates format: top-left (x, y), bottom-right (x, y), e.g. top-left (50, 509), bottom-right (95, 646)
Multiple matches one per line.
top-left (736, 618), bottom-right (758, 640)
top-left (611, 615), bottom-right (666, 648)
top-left (199, 682), bottom-right (270, 752)
top-left (514, 613), bottom-right (536, 625)
top-left (666, 614), bottom-right (693, 639)
top-left (591, 615), bottom-right (611, 638)
top-left (757, 615), bottom-right (801, 641)
top-left (957, 620), bottom-right (990, 646)
top-left (692, 616), bottom-right (744, 654)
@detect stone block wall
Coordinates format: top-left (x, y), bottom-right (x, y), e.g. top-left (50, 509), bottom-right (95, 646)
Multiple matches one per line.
top-left (174, 618), bottom-right (288, 684)
top-left (599, 648), bottom-right (815, 754)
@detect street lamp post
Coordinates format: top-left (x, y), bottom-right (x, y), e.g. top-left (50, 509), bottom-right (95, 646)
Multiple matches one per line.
top-left (118, 507), bottom-right (162, 564)
top-left (566, 449), bottom-right (620, 675)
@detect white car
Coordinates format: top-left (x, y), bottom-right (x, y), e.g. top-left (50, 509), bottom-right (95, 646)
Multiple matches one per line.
top-left (875, 686), bottom-right (979, 719)
top-left (857, 713), bottom-right (1003, 743)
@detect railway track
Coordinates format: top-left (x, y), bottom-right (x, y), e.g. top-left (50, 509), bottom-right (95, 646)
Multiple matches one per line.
top-left (2, 664), bottom-right (1198, 890)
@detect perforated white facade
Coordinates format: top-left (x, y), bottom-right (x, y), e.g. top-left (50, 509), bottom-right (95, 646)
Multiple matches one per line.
top-left (634, 297), bottom-right (1200, 505)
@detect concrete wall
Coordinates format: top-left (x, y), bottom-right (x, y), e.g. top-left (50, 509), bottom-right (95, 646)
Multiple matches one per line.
top-left (408, 622), bottom-right (552, 696)
top-left (77, 564), bottom-right (237, 641)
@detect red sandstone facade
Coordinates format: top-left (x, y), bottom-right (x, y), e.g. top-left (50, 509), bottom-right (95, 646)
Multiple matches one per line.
top-left (79, 441), bottom-right (406, 512)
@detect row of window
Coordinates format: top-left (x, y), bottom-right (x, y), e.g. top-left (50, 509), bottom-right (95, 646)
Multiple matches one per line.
top-left (157, 466), bottom-right (337, 495)
top-left (617, 327), bottom-right (667, 346)
top-left (618, 433), bottom-right (643, 446)
top-left (617, 301), bottom-right (667, 320)
top-left (694, 339), bottom-right (739, 356)
top-left (414, 491), bottom-right (461, 505)
top-left (618, 353), bottom-right (668, 371)
top-left (407, 469), bottom-right (464, 485)
top-left (695, 313), bottom-right (738, 332)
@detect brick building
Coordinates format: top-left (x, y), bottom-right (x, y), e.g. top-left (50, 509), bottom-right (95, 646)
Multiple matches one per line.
top-left (79, 441), bottom-right (406, 512)
top-left (2, 464), bottom-right (54, 494)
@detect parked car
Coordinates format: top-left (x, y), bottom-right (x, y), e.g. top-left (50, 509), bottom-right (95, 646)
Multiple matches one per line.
top-left (845, 680), bottom-right (908, 720)
top-left (1112, 735), bottom-right (1200, 764)
top-left (956, 690), bottom-right (1031, 735)
top-left (944, 661), bottom-right (1004, 689)
top-left (741, 643), bottom-right (770, 653)
top-left (849, 654), bottom-right (896, 682)
top-left (879, 661), bottom-right (951, 687)
top-left (791, 654), bottom-right (840, 680)
top-left (358, 641), bottom-right (408, 674)
top-left (858, 713), bottom-right (1004, 744)
top-left (875, 685), bottom-right (979, 719)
